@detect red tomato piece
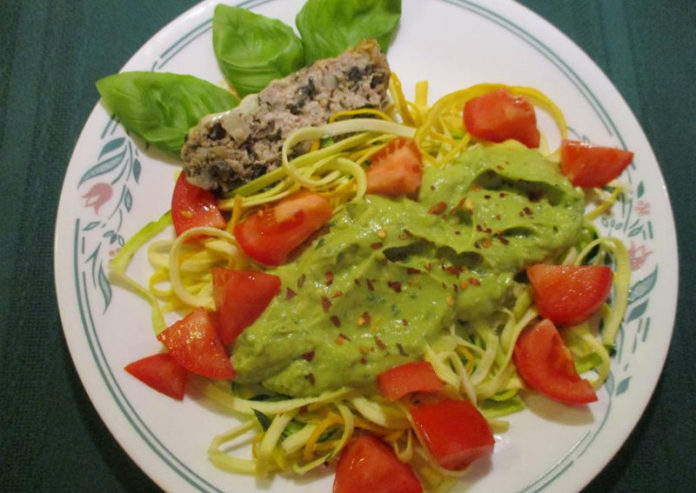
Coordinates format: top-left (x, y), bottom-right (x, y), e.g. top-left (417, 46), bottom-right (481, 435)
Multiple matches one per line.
top-left (377, 361), bottom-right (444, 401)
top-left (527, 264), bottom-right (613, 326)
top-left (212, 268), bottom-right (281, 344)
top-left (124, 353), bottom-right (187, 400)
top-left (513, 318), bottom-right (598, 404)
top-left (156, 308), bottom-right (235, 379)
top-left (410, 398), bottom-right (494, 470)
top-left (560, 139), bottom-right (634, 187)
top-left (366, 137), bottom-right (423, 197)
top-left (333, 435), bottom-right (422, 493)
top-left (234, 191), bottom-right (332, 266)
top-left (463, 89), bottom-right (540, 148)
top-left (171, 172), bottom-right (226, 236)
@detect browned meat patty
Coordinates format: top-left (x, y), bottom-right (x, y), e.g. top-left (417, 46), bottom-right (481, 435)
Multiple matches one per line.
top-left (181, 39), bottom-right (390, 192)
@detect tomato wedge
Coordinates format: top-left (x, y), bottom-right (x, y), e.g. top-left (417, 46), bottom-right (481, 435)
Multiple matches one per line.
top-left (410, 398), bottom-right (494, 470)
top-left (171, 172), bottom-right (226, 236)
top-left (234, 191), bottom-right (332, 266)
top-left (212, 268), bottom-right (281, 344)
top-left (527, 264), bottom-right (613, 326)
top-left (377, 361), bottom-right (444, 401)
top-left (560, 139), bottom-right (634, 187)
top-left (463, 89), bottom-right (540, 148)
top-left (333, 435), bottom-right (422, 493)
top-left (156, 308), bottom-right (235, 379)
top-left (513, 318), bottom-right (598, 404)
top-left (366, 137), bottom-right (423, 197)
top-left (124, 353), bottom-right (187, 400)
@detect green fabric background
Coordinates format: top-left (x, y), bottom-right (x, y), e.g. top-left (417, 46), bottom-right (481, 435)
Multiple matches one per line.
top-left (0, 0), bottom-right (693, 491)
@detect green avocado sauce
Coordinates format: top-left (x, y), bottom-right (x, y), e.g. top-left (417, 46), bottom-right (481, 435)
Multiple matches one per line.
top-left (232, 143), bottom-right (585, 396)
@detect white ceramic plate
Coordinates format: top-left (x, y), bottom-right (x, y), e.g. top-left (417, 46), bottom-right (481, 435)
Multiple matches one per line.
top-left (54, 1), bottom-right (679, 492)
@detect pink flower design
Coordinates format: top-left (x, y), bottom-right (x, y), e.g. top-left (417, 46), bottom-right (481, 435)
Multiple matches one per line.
top-left (82, 182), bottom-right (113, 214)
top-left (629, 241), bottom-right (652, 270)
top-left (634, 199), bottom-right (650, 216)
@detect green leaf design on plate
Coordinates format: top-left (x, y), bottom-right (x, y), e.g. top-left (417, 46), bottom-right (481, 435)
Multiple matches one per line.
top-left (133, 158), bottom-right (141, 183)
top-left (124, 188), bottom-right (133, 212)
top-left (616, 377), bottom-right (631, 396)
top-left (637, 181), bottom-right (645, 198)
top-left (626, 300), bottom-right (648, 323)
top-left (99, 137), bottom-right (125, 158)
top-left (97, 263), bottom-right (112, 310)
top-left (629, 267), bottom-right (657, 304)
top-left (79, 149), bottom-right (126, 186)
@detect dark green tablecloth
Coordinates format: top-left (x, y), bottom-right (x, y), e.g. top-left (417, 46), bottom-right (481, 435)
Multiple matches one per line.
top-left (1, 1), bottom-right (694, 492)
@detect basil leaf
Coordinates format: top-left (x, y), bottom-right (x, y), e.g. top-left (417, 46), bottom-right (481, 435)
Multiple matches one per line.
top-left (296, 0), bottom-right (401, 63)
top-left (96, 72), bottom-right (239, 154)
top-left (213, 5), bottom-right (305, 97)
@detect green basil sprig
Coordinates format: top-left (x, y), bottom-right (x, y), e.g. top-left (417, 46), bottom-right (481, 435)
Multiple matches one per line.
top-left (213, 5), bottom-right (305, 98)
top-left (96, 72), bottom-right (239, 154)
top-left (295, 0), bottom-right (402, 63)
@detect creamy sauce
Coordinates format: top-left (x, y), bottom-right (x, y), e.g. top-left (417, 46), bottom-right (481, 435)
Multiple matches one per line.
top-left (232, 143), bottom-right (584, 396)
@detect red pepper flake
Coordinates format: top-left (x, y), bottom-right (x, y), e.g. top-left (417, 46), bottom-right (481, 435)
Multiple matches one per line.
top-left (430, 184), bottom-right (436, 191)
top-left (325, 271), bottom-right (334, 286)
top-left (499, 192), bottom-right (507, 198)
top-left (297, 274), bottom-right (306, 288)
top-left (497, 234), bottom-right (510, 245)
top-left (472, 183), bottom-right (482, 191)
top-left (523, 206), bottom-right (533, 215)
top-left (299, 405), bottom-right (309, 414)
top-left (321, 296), bottom-right (332, 312)
top-left (360, 356), bottom-right (367, 365)
top-left (481, 237), bottom-right (492, 248)
top-left (528, 190), bottom-right (545, 202)
top-left (332, 290), bottom-right (344, 298)
top-left (398, 230), bottom-right (413, 240)
top-left (305, 373), bottom-right (315, 386)
top-left (425, 263), bottom-right (433, 272)
top-left (476, 224), bottom-right (483, 232)
top-left (496, 165), bottom-right (504, 171)
top-left (402, 319), bottom-right (409, 326)
top-left (387, 281), bottom-right (402, 293)
top-left (484, 194), bottom-right (491, 199)
top-left (459, 281), bottom-right (469, 290)
top-left (455, 230), bottom-right (461, 235)
top-left (286, 288), bottom-right (297, 300)
top-left (469, 277), bottom-right (481, 286)
top-left (354, 278), bottom-right (361, 287)
top-left (366, 279), bottom-right (375, 291)
top-left (302, 351), bottom-right (315, 361)
top-left (370, 242), bottom-right (383, 249)
top-left (358, 345), bottom-right (371, 355)
top-left (374, 336), bottom-right (387, 350)
top-left (330, 316), bottom-right (342, 328)
top-left (428, 201), bottom-right (447, 215)
top-left (357, 311), bottom-right (371, 326)
top-left (396, 343), bottom-right (408, 356)
top-left (406, 267), bottom-right (421, 275)
top-left (445, 266), bottom-right (462, 276)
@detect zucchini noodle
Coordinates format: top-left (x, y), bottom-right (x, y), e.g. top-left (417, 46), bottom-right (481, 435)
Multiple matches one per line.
top-left (112, 75), bottom-right (631, 492)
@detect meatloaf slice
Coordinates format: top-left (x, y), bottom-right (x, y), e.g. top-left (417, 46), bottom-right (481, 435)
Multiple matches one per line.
top-left (181, 39), bottom-right (391, 192)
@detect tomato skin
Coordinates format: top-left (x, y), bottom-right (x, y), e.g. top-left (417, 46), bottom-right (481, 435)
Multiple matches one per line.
top-left (464, 89), bottom-right (540, 148)
top-left (560, 139), bottom-right (634, 187)
top-left (333, 435), bottom-right (422, 493)
top-left (156, 308), bottom-right (235, 379)
top-left (410, 399), bottom-right (494, 470)
top-left (234, 191), bottom-right (332, 266)
top-left (171, 172), bottom-right (226, 236)
top-left (124, 353), bottom-right (187, 400)
top-left (527, 264), bottom-right (613, 326)
top-left (513, 318), bottom-right (598, 404)
top-left (377, 361), bottom-right (444, 401)
top-left (212, 268), bottom-right (281, 344)
top-left (366, 137), bottom-right (423, 197)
